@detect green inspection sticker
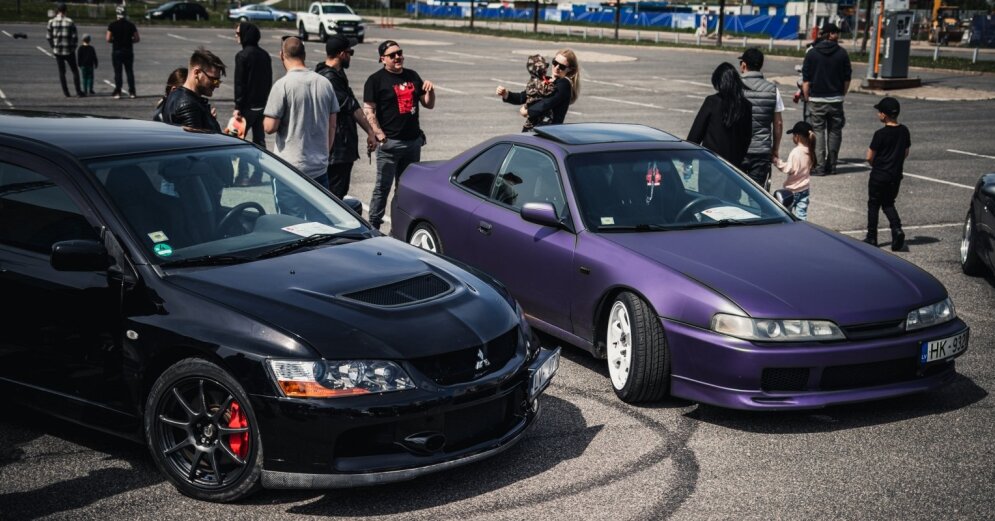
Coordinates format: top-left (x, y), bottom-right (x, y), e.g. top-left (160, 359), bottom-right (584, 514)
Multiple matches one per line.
top-left (153, 243), bottom-right (173, 257)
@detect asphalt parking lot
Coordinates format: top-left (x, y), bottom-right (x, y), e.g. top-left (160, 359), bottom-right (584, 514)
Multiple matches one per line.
top-left (1, 22), bottom-right (994, 520)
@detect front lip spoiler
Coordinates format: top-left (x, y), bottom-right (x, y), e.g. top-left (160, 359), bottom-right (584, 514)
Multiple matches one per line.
top-left (260, 402), bottom-right (540, 489)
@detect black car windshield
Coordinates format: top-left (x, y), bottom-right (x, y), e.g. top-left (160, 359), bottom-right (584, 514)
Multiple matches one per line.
top-left (322, 5), bottom-right (354, 14)
top-left (566, 149), bottom-right (791, 232)
top-left (86, 145), bottom-right (365, 265)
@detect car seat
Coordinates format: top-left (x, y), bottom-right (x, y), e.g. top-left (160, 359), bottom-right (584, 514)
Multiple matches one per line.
top-left (105, 165), bottom-right (190, 248)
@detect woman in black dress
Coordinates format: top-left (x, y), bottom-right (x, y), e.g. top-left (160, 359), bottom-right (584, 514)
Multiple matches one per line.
top-left (687, 62), bottom-right (753, 167)
top-left (496, 48), bottom-right (581, 131)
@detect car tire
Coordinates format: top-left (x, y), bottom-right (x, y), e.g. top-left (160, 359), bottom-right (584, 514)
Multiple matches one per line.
top-left (605, 292), bottom-right (670, 403)
top-left (298, 23), bottom-right (309, 41)
top-left (239, 16), bottom-right (248, 22)
top-left (279, 16), bottom-right (290, 22)
top-left (357, 36), bottom-right (364, 43)
top-left (318, 26), bottom-right (328, 43)
top-left (409, 222), bottom-right (442, 254)
top-left (961, 211), bottom-right (984, 275)
top-left (145, 358), bottom-right (263, 503)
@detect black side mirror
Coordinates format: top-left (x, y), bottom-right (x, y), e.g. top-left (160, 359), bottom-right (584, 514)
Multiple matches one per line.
top-left (773, 189), bottom-right (795, 209)
top-left (520, 202), bottom-right (560, 228)
top-left (342, 196), bottom-right (363, 217)
top-left (51, 240), bottom-right (111, 272)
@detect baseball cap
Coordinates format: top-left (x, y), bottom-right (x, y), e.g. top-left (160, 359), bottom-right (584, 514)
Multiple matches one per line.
top-left (786, 121), bottom-right (813, 135)
top-left (821, 22), bottom-right (840, 34)
top-left (378, 40), bottom-right (400, 56)
top-left (874, 96), bottom-right (901, 117)
top-left (325, 35), bottom-right (355, 57)
top-left (738, 48), bottom-right (764, 70)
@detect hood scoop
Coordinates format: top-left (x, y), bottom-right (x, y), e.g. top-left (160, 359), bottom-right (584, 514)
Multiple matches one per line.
top-left (341, 273), bottom-right (453, 308)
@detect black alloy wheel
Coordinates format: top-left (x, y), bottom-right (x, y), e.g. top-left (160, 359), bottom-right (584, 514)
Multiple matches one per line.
top-left (145, 359), bottom-right (262, 502)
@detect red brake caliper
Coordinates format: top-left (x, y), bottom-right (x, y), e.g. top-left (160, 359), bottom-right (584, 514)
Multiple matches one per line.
top-left (227, 402), bottom-right (249, 459)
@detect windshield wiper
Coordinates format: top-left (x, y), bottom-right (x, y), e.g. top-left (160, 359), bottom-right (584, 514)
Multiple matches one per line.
top-left (683, 218), bottom-right (776, 229)
top-left (254, 233), bottom-right (350, 260)
top-left (160, 254), bottom-right (251, 268)
top-left (597, 223), bottom-right (674, 232)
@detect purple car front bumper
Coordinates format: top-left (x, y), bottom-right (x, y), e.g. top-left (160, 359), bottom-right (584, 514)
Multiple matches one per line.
top-left (665, 318), bottom-right (969, 410)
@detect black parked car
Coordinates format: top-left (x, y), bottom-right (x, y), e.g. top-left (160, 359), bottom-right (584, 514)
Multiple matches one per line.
top-left (961, 172), bottom-right (995, 277)
top-left (0, 111), bottom-right (559, 502)
top-left (145, 1), bottom-right (210, 21)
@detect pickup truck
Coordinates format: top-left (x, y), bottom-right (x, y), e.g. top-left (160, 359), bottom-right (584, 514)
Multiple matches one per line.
top-left (296, 2), bottom-right (365, 44)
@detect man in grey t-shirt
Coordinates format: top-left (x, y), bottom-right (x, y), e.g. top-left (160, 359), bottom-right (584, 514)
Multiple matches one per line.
top-left (264, 36), bottom-right (339, 218)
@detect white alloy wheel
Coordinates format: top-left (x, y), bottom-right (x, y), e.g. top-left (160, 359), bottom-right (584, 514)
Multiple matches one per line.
top-left (607, 301), bottom-right (632, 390)
top-left (409, 225), bottom-right (439, 253)
top-left (960, 211), bottom-right (984, 275)
top-left (961, 214), bottom-right (973, 265)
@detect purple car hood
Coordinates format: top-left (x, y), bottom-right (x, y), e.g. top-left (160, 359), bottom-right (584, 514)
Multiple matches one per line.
top-left (599, 222), bottom-right (946, 325)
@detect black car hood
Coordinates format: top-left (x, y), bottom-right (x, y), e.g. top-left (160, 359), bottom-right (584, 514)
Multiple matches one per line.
top-left (166, 237), bottom-right (518, 360)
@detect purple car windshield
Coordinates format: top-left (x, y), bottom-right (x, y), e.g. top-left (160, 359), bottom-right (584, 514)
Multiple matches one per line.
top-left (565, 149), bottom-right (791, 232)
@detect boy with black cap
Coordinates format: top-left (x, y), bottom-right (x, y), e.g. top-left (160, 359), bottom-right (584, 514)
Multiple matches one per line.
top-left (363, 39), bottom-right (435, 231)
top-left (864, 97), bottom-right (910, 250)
top-left (316, 35), bottom-right (376, 199)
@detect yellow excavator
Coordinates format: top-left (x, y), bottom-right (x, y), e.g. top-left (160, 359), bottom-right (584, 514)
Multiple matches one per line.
top-left (929, 0), bottom-right (964, 45)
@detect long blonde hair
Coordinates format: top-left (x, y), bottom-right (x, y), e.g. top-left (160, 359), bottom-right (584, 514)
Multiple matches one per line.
top-left (556, 48), bottom-right (581, 105)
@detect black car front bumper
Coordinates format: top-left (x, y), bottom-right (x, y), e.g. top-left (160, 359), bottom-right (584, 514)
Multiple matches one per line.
top-left (254, 347), bottom-right (559, 489)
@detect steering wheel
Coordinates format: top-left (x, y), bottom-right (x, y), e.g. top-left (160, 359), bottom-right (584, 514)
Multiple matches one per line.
top-left (674, 196), bottom-right (725, 223)
top-left (217, 201), bottom-right (266, 237)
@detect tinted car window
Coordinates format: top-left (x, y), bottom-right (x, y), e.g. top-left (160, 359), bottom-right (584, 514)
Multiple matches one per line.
top-left (491, 146), bottom-right (565, 216)
top-left (0, 161), bottom-right (97, 253)
top-left (453, 143), bottom-right (510, 197)
top-left (87, 146), bottom-right (363, 264)
top-left (566, 149), bottom-right (790, 231)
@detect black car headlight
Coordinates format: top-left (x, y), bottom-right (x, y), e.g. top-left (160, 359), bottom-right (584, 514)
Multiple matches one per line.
top-left (711, 313), bottom-right (845, 342)
top-left (906, 298), bottom-right (956, 331)
top-left (267, 359), bottom-right (416, 398)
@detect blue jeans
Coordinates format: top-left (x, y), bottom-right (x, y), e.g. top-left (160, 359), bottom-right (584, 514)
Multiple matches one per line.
top-left (791, 189), bottom-right (810, 220)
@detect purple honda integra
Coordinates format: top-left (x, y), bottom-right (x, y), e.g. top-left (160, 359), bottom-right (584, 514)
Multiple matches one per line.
top-left (391, 123), bottom-right (969, 410)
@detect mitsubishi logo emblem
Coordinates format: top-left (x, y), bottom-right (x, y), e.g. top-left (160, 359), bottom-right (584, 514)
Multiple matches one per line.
top-left (475, 348), bottom-right (491, 371)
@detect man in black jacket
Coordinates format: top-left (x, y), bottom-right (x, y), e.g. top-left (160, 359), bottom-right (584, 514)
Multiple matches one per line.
top-left (162, 48), bottom-right (225, 133)
top-left (802, 23), bottom-right (852, 176)
top-left (315, 35), bottom-right (375, 199)
top-left (233, 23), bottom-right (271, 148)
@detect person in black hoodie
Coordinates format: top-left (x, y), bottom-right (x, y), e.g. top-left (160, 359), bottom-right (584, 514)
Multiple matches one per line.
top-left (233, 23), bottom-right (272, 148)
top-left (802, 23), bottom-right (852, 176)
top-left (315, 35), bottom-right (376, 199)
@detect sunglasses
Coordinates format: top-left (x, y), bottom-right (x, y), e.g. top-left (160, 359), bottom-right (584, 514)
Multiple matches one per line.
top-left (344, 48), bottom-right (355, 56)
top-left (384, 50), bottom-right (403, 59)
top-left (552, 60), bottom-right (570, 71)
top-left (200, 69), bottom-right (223, 87)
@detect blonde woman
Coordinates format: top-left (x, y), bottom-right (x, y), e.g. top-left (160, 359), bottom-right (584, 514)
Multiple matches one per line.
top-left (496, 48), bottom-right (581, 131)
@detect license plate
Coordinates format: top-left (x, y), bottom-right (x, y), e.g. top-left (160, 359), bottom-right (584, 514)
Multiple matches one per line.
top-left (530, 348), bottom-right (560, 399)
top-left (920, 330), bottom-right (968, 364)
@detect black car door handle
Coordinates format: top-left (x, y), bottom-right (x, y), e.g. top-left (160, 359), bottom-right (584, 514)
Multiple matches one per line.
top-left (478, 221), bottom-right (493, 236)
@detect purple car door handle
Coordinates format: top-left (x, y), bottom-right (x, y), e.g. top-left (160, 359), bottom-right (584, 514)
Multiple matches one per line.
top-left (478, 221), bottom-right (493, 235)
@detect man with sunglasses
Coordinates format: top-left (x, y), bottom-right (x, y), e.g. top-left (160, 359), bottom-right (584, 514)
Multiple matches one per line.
top-left (161, 48), bottom-right (226, 133)
top-left (363, 40), bottom-right (436, 231)
top-left (316, 35), bottom-right (376, 199)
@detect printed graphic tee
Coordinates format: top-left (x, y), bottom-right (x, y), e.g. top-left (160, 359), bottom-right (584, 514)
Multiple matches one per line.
top-left (364, 68), bottom-right (424, 141)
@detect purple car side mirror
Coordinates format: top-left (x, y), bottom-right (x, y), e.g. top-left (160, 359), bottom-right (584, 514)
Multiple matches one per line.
top-left (520, 202), bottom-right (560, 228)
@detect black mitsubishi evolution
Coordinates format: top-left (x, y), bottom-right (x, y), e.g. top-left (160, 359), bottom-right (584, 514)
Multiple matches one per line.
top-left (0, 111), bottom-right (559, 502)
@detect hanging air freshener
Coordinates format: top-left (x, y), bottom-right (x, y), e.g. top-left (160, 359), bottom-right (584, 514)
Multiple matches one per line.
top-left (645, 162), bottom-right (661, 204)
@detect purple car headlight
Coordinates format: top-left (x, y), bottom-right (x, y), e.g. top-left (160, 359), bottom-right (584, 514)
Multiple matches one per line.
top-left (710, 314), bottom-right (845, 342)
top-left (906, 298), bottom-right (956, 331)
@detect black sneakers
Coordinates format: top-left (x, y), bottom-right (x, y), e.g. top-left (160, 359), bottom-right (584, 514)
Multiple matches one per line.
top-left (863, 235), bottom-right (878, 246)
top-left (891, 229), bottom-right (906, 251)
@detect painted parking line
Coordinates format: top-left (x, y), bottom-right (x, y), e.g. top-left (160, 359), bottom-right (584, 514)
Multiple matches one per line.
top-left (491, 78), bottom-right (524, 87)
top-left (433, 85), bottom-right (466, 95)
top-left (838, 222), bottom-right (962, 235)
top-left (2, 30), bottom-right (12, 38)
top-left (837, 160), bottom-right (974, 191)
top-left (589, 95), bottom-right (693, 114)
top-left (217, 34), bottom-right (237, 41)
top-left (0, 88), bottom-right (13, 108)
top-left (435, 50), bottom-right (518, 63)
top-left (819, 200), bottom-right (863, 215)
top-left (653, 76), bottom-right (712, 88)
top-left (948, 149), bottom-right (995, 161)
top-left (37, 46), bottom-right (54, 58)
top-left (167, 33), bottom-right (211, 43)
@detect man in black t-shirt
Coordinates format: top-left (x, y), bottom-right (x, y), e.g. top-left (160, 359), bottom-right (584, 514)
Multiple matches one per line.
top-left (105, 6), bottom-right (140, 99)
top-left (864, 97), bottom-right (911, 251)
top-left (363, 40), bottom-right (435, 231)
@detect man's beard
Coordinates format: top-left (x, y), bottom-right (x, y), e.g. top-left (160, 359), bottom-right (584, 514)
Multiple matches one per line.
top-left (342, 57), bottom-right (351, 69)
